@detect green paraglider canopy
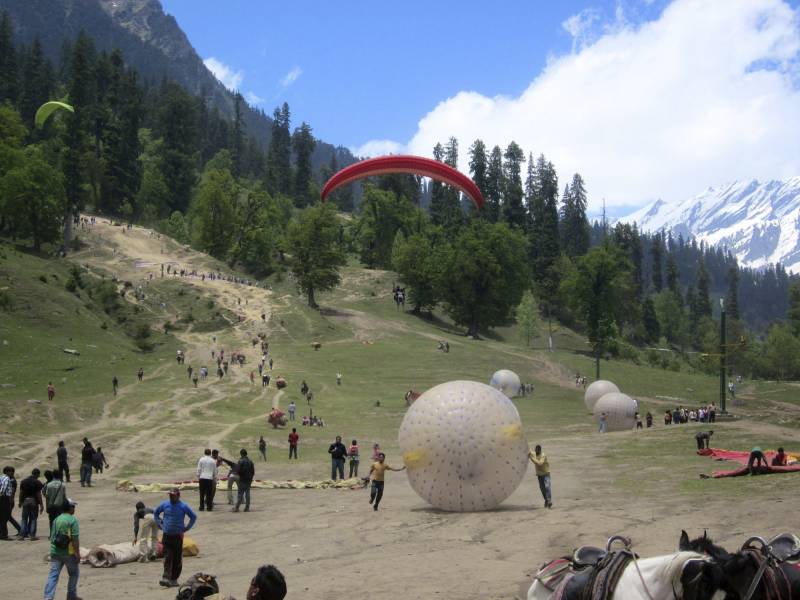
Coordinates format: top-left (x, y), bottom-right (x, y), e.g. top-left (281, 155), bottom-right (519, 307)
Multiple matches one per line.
top-left (34, 101), bottom-right (74, 129)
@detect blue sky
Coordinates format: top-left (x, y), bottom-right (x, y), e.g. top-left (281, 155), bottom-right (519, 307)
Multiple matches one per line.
top-left (162, 0), bottom-right (800, 212)
top-left (161, 0), bottom-right (667, 148)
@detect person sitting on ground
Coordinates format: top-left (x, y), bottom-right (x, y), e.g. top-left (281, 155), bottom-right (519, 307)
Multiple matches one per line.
top-left (747, 446), bottom-right (768, 475)
top-left (695, 430), bottom-right (713, 451)
top-left (772, 447), bottom-right (788, 467)
top-left (205, 564), bottom-right (287, 600)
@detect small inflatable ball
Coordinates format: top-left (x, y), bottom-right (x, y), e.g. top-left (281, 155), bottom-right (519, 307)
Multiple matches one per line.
top-left (398, 380), bottom-right (529, 512)
top-left (593, 392), bottom-right (637, 432)
top-left (584, 380), bottom-right (620, 412)
top-left (489, 369), bottom-right (521, 398)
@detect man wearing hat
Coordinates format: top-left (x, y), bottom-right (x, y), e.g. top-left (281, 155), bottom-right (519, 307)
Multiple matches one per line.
top-left (44, 498), bottom-right (81, 600)
top-left (153, 488), bottom-right (197, 587)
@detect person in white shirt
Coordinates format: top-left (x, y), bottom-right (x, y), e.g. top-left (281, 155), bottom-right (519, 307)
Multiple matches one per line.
top-left (287, 402), bottom-right (296, 421)
top-left (196, 449), bottom-right (218, 511)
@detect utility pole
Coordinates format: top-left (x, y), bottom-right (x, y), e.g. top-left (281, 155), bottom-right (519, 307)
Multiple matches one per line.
top-left (719, 298), bottom-right (727, 414)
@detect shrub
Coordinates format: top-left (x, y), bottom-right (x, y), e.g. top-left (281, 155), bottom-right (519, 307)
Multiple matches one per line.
top-left (134, 323), bottom-right (151, 339)
top-left (38, 275), bottom-right (47, 284)
top-left (65, 278), bottom-right (77, 293)
top-left (100, 322), bottom-right (108, 330)
top-left (206, 299), bottom-right (214, 309)
top-left (0, 290), bottom-right (12, 311)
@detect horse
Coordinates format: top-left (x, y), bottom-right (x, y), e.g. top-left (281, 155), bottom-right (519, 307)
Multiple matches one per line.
top-left (679, 530), bottom-right (800, 599)
top-left (528, 548), bottom-right (726, 600)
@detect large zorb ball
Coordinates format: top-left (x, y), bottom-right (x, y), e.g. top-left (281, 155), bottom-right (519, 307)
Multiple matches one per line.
top-left (584, 380), bottom-right (620, 412)
top-left (593, 392), bottom-right (637, 432)
top-left (489, 369), bottom-right (521, 398)
top-left (398, 380), bottom-right (529, 512)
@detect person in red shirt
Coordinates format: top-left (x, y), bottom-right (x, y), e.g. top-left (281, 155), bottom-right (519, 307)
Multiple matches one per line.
top-left (772, 447), bottom-right (788, 466)
top-left (47, 382), bottom-right (55, 401)
top-left (288, 428), bottom-right (299, 459)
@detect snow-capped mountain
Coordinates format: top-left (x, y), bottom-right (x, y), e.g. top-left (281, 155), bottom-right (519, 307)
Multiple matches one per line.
top-left (621, 177), bottom-right (800, 272)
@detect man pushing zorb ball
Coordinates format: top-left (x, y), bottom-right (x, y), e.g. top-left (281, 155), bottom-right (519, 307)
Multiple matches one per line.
top-left (398, 380), bottom-right (529, 511)
top-left (489, 369), bottom-right (521, 398)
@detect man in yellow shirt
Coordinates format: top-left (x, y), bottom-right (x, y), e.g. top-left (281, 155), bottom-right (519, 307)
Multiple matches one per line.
top-left (368, 453), bottom-right (405, 511)
top-left (529, 445), bottom-right (552, 508)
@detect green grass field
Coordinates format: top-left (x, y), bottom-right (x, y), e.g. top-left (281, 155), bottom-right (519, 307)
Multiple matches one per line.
top-left (1, 230), bottom-right (798, 500)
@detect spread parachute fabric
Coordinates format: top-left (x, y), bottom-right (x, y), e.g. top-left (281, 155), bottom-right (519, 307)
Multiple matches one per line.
top-left (321, 155), bottom-right (485, 209)
top-left (34, 101), bottom-right (74, 129)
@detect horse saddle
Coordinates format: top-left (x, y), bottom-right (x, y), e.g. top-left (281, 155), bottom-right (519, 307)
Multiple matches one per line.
top-left (767, 533), bottom-right (800, 563)
top-left (572, 546), bottom-right (607, 567)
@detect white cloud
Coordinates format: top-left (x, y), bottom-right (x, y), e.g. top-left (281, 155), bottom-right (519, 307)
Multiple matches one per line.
top-left (562, 8), bottom-right (600, 51)
top-left (245, 91), bottom-right (265, 105)
top-left (204, 57), bottom-right (244, 91)
top-left (280, 66), bottom-right (303, 88)
top-left (368, 0), bottom-right (800, 210)
top-left (350, 139), bottom-right (406, 158)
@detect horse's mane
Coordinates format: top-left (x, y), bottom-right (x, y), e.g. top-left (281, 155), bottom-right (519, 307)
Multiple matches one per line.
top-left (656, 551), bottom-right (709, 591)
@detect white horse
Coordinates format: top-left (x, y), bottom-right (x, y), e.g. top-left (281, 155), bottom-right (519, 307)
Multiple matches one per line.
top-left (528, 551), bottom-right (726, 600)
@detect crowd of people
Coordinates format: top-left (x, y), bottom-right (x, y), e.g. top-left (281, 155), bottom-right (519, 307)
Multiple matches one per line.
top-left (665, 404), bottom-right (717, 425)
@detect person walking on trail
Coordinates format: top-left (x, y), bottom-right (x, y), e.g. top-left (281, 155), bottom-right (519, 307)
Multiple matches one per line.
top-left (133, 501), bottom-right (159, 561)
top-left (154, 488), bottom-right (196, 588)
top-left (598, 412), bottom-right (607, 433)
top-left (258, 436), bottom-right (267, 462)
top-left (261, 373), bottom-right (269, 387)
top-left (44, 498), bottom-right (81, 600)
top-left (192, 373), bottom-right (199, 388)
top-left (348, 440), bottom-right (360, 478)
top-left (233, 449), bottom-right (255, 513)
top-left (112, 375), bottom-right (119, 396)
top-left (287, 401), bottom-right (296, 421)
top-left (80, 440), bottom-right (95, 488)
top-left (269, 357), bottom-right (273, 370)
top-left (3, 466), bottom-right (21, 537)
top-left (328, 436), bottom-right (348, 481)
top-left (695, 430), bottom-right (714, 451)
top-left (288, 429), bottom-right (299, 459)
top-left (93, 446), bottom-right (109, 474)
top-left (250, 370), bottom-right (255, 385)
top-left (336, 372), bottom-right (342, 386)
top-left (47, 382), bottom-right (55, 401)
top-left (43, 470), bottom-right (67, 533)
top-left (196, 449), bottom-right (218, 511)
top-left (219, 456), bottom-right (240, 506)
top-left (368, 453), bottom-right (405, 511)
top-left (19, 468), bottom-right (44, 540)
top-left (137, 368), bottom-right (144, 382)
top-left (528, 445), bottom-right (552, 508)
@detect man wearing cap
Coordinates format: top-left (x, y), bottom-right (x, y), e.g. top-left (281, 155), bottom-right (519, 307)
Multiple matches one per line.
top-left (153, 488), bottom-right (197, 587)
top-left (44, 498), bottom-right (81, 600)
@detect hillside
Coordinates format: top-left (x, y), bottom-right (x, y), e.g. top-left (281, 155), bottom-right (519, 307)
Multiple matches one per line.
top-left (621, 177), bottom-right (800, 272)
top-left (2, 222), bottom-right (800, 599)
top-left (0, 0), bottom-right (356, 174)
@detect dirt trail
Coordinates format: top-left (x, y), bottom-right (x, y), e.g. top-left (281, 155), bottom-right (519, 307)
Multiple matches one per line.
top-left (18, 219), bottom-right (278, 472)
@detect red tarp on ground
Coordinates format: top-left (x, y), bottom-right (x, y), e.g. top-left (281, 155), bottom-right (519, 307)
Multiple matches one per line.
top-left (697, 447), bottom-right (800, 478)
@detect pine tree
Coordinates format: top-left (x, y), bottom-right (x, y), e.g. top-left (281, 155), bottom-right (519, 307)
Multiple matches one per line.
top-left (666, 253), bottom-right (680, 298)
top-left (502, 141), bottom-right (526, 229)
top-left (650, 233), bottom-right (663, 293)
top-left (442, 136), bottom-right (463, 226)
top-left (231, 92), bottom-right (245, 178)
top-left (265, 102), bottom-right (292, 196)
top-left (468, 139), bottom-right (488, 215)
top-left (560, 173), bottom-right (590, 257)
top-left (102, 51), bottom-right (143, 216)
top-left (429, 142), bottom-right (446, 225)
top-left (695, 261), bottom-right (712, 318)
top-left (484, 145), bottom-right (504, 223)
top-left (787, 281), bottom-right (800, 337)
top-left (0, 12), bottom-right (18, 104)
top-left (642, 296), bottom-right (660, 343)
top-left (156, 81), bottom-right (198, 213)
top-left (292, 121), bottom-right (316, 207)
top-left (529, 154), bottom-right (560, 303)
top-left (19, 38), bottom-right (55, 127)
top-left (725, 265), bottom-right (739, 320)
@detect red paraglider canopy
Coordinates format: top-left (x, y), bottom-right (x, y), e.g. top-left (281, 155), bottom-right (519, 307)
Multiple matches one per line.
top-left (320, 155), bottom-right (484, 209)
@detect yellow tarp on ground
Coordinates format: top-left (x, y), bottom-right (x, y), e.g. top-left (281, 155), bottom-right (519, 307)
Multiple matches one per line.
top-left (116, 478), bottom-right (368, 493)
